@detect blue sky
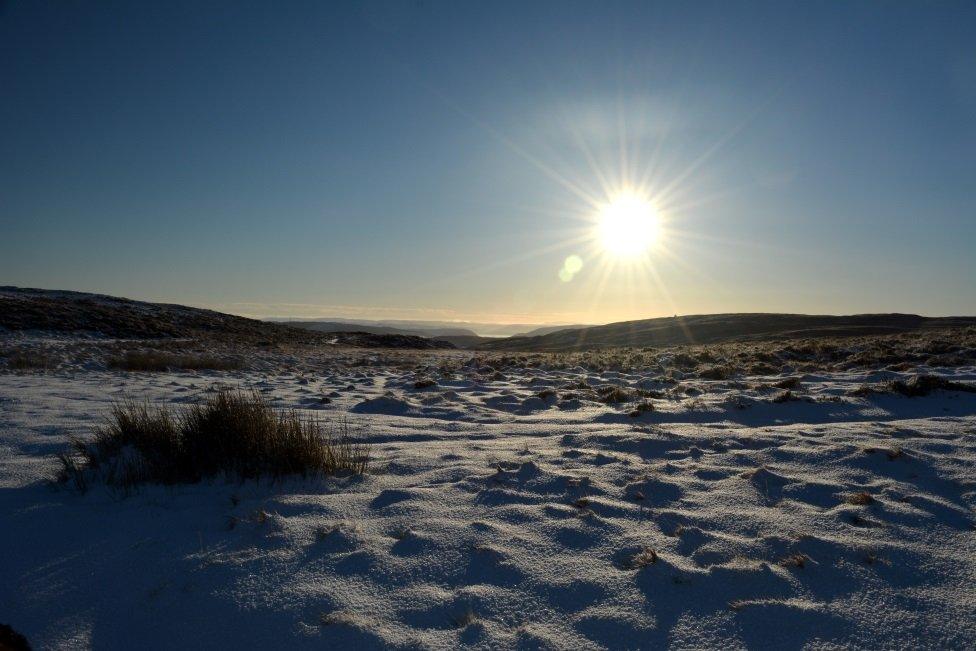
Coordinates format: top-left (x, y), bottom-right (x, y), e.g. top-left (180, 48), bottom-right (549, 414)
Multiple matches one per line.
top-left (2, 1), bottom-right (974, 323)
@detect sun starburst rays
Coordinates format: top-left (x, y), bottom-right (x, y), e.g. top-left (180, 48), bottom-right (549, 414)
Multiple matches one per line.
top-left (416, 77), bottom-right (772, 321)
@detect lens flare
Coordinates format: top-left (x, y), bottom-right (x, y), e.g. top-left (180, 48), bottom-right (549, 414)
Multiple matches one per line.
top-left (558, 254), bottom-right (584, 282)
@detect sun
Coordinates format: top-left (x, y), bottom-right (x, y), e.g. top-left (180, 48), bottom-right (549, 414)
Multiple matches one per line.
top-left (597, 193), bottom-right (661, 258)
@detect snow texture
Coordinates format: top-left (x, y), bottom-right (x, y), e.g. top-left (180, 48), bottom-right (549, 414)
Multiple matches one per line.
top-left (2, 345), bottom-right (975, 649)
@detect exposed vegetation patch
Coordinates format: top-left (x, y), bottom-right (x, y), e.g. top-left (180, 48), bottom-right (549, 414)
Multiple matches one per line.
top-left (628, 401), bottom-right (655, 417)
top-left (851, 374), bottom-right (976, 398)
top-left (624, 547), bottom-right (659, 569)
top-left (864, 445), bottom-right (905, 461)
top-left (696, 364), bottom-right (735, 380)
top-left (465, 326), bottom-right (976, 375)
top-left (452, 608), bottom-right (478, 629)
top-left (885, 375), bottom-right (976, 397)
top-left (597, 386), bottom-right (632, 404)
top-left (5, 351), bottom-right (54, 371)
top-left (771, 390), bottom-right (797, 404)
top-left (846, 491), bottom-right (874, 506)
top-left (57, 391), bottom-right (369, 491)
top-left (773, 377), bottom-right (801, 389)
top-left (319, 610), bottom-right (362, 628)
top-left (778, 553), bottom-right (810, 569)
top-left (107, 351), bottom-right (244, 372)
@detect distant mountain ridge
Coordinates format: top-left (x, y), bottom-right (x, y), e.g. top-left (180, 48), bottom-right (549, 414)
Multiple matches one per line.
top-left (283, 321), bottom-right (479, 338)
top-left (478, 312), bottom-right (976, 352)
top-left (277, 319), bottom-right (585, 348)
top-left (271, 317), bottom-right (583, 338)
top-left (0, 287), bottom-right (454, 349)
top-left (515, 324), bottom-right (588, 337)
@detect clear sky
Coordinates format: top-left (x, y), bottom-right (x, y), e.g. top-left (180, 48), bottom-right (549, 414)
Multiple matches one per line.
top-left (2, 1), bottom-right (974, 324)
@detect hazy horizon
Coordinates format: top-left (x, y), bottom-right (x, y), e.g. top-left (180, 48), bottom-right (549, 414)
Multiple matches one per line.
top-left (3, 1), bottom-right (975, 323)
top-left (10, 282), bottom-right (976, 333)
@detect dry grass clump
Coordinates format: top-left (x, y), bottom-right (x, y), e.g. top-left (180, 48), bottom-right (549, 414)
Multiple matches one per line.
top-left (885, 375), bottom-right (976, 397)
top-left (57, 390), bottom-right (368, 491)
top-left (773, 376), bottom-right (801, 389)
top-left (597, 386), bottom-right (632, 404)
top-left (623, 547), bottom-right (659, 569)
top-left (848, 384), bottom-right (875, 397)
top-left (696, 364), bottom-right (735, 380)
top-left (572, 496), bottom-right (591, 509)
top-left (452, 608), bottom-right (478, 629)
top-left (5, 350), bottom-right (54, 370)
top-left (864, 445), bottom-right (905, 461)
top-left (850, 374), bottom-right (976, 398)
top-left (628, 401), bottom-right (655, 417)
top-left (319, 610), bottom-right (361, 627)
top-left (563, 379), bottom-right (591, 390)
top-left (108, 351), bottom-right (243, 372)
top-left (778, 553), bottom-right (809, 569)
top-left (846, 491), bottom-right (874, 506)
top-left (749, 362), bottom-right (782, 375)
top-left (637, 388), bottom-right (666, 399)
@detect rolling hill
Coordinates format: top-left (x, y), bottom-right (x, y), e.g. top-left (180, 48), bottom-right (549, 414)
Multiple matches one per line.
top-left (478, 312), bottom-right (976, 352)
top-left (0, 287), bottom-right (454, 349)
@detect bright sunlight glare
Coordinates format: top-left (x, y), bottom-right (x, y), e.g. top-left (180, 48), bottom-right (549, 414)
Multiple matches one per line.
top-left (597, 194), bottom-right (661, 258)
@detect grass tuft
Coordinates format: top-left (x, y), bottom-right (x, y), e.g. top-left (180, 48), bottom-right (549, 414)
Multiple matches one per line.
top-left (778, 553), bottom-right (809, 569)
top-left (846, 491), bottom-right (874, 506)
top-left (597, 386), bottom-right (632, 404)
top-left (624, 547), bottom-right (659, 569)
top-left (628, 401), bottom-right (655, 417)
top-left (696, 364), bottom-right (735, 380)
top-left (56, 390), bottom-right (368, 491)
top-left (452, 608), bottom-right (478, 629)
top-left (319, 611), bottom-right (360, 627)
top-left (772, 376), bottom-right (801, 389)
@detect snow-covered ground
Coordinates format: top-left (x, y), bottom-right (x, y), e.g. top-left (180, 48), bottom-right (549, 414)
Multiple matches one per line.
top-left (2, 348), bottom-right (975, 649)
